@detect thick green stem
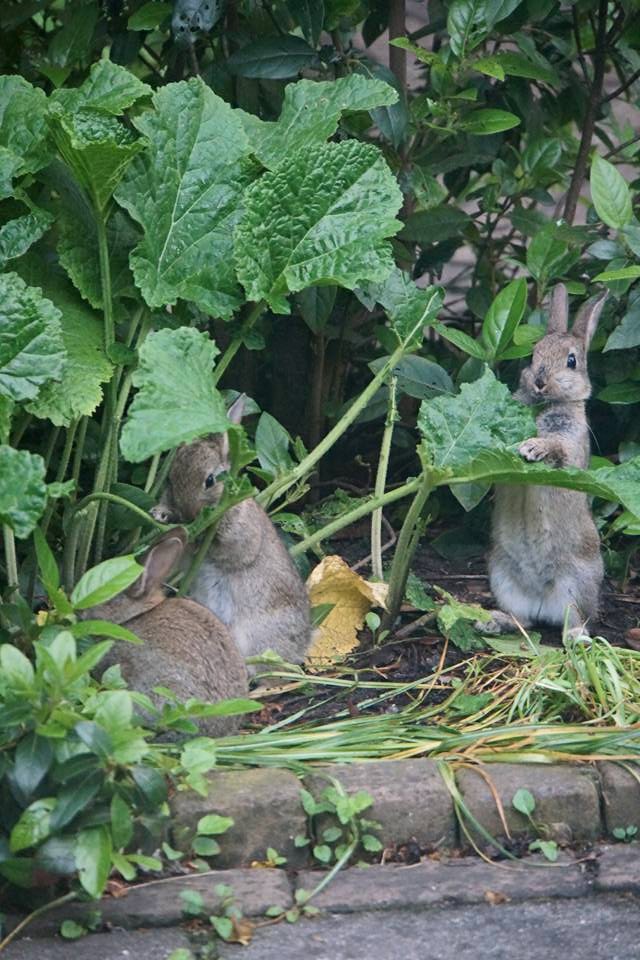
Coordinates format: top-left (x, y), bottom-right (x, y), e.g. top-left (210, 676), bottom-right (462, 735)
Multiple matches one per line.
top-left (371, 376), bottom-right (397, 580)
top-left (40, 419), bottom-right (79, 537)
top-left (42, 426), bottom-right (61, 473)
top-left (3, 525), bottom-right (18, 594)
top-left (290, 476), bottom-right (420, 558)
top-left (67, 492), bottom-right (168, 531)
top-left (144, 452), bottom-right (161, 493)
top-left (70, 417), bottom-right (88, 501)
top-left (258, 340), bottom-right (408, 509)
top-left (382, 473), bottom-right (433, 631)
top-left (212, 300), bottom-right (266, 386)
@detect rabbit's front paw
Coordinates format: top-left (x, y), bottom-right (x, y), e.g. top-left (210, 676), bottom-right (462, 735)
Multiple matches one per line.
top-left (519, 437), bottom-right (548, 462)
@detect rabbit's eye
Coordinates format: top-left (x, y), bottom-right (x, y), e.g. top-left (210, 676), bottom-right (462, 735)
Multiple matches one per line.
top-left (567, 352), bottom-right (577, 369)
top-left (204, 473), bottom-right (216, 489)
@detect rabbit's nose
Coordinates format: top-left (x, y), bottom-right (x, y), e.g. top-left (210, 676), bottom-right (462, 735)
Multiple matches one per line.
top-left (534, 374), bottom-right (546, 390)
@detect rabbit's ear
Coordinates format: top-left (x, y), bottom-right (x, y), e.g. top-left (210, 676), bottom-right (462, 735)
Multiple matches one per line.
top-left (130, 529), bottom-right (187, 597)
top-left (547, 283), bottom-right (569, 334)
top-left (572, 289), bottom-right (608, 349)
top-left (227, 393), bottom-right (247, 425)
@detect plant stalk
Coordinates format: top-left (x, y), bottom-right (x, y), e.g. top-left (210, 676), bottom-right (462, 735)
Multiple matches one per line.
top-left (3, 525), bottom-right (19, 595)
top-left (290, 475), bottom-right (420, 557)
top-left (381, 472), bottom-right (433, 630)
top-left (258, 339), bottom-right (408, 509)
top-left (371, 375), bottom-right (397, 579)
top-left (212, 300), bottom-right (266, 386)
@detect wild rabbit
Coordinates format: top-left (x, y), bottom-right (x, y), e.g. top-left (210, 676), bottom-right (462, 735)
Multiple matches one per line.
top-left (151, 396), bottom-right (312, 670)
top-left (84, 528), bottom-right (249, 735)
top-left (484, 284), bottom-right (607, 638)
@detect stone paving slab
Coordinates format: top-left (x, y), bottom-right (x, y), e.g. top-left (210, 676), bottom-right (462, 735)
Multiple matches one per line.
top-left (171, 767), bottom-right (308, 867)
top-left (5, 927), bottom-right (190, 960)
top-left (598, 761), bottom-right (640, 834)
top-left (294, 852), bottom-right (590, 912)
top-left (594, 843), bottom-right (640, 893)
top-left (4, 868), bottom-right (292, 939)
top-left (456, 762), bottom-right (601, 850)
top-left (306, 759), bottom-right (458, 851)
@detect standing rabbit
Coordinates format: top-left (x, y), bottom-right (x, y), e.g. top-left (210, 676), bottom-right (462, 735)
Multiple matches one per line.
top-left (484, 284), bottom-right (607, 638)
top-left (84, 528), bottom-right (249, 735)
top-left (151, 397), bottom-right (312, 669)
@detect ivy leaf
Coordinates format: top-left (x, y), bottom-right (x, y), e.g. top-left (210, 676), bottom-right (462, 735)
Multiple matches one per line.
top-left (227, 35), bottom-right (316, 79)
top-left (419, 366), bottom-right (535, 470)
top-left (591, 154), bottom-right (632, 230)
top-left (0, 445), bottom-right (48, 538)
top-left (238, 75), bottom-right (397, 170)
top-left (120, 327), bottom-right (229, 463)
top-left (115, 78), bottom-right (252, 318)
top-left (50, 59), bottom-right (152, 115)
top-left (234, 140), bottom-right (402, 314)
top-left (0, 76), bottom-right (52, 196)
top-left (50, 106), bottom-right (146, 214)
top-left (25, 279), bottom-right (113, 427)
top-left (0, 207), bottom-right (53, 270)
top-left (0, 272), bottom-right (65, 403)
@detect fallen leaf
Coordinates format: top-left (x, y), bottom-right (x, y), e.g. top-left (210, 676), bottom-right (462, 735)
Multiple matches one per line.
top-left (306, 555), bottom-right (388, 664)
top-left (484, 890), bottom-right (510, 906)
top-left (229, 916), bottom-right (254, 945)
top-left (105, 879), bottom-right (129, 898)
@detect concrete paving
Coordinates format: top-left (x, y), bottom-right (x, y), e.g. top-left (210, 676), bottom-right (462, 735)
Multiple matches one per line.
top-left (6, 894), bottom-right (640, 960)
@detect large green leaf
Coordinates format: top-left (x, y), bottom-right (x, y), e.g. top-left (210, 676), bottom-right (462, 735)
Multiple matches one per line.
top-left (25, 280), bottom-right (113, 426)
top-left (590, 154), bottom-right (632, 230)
top-left (115, 78), bottom-right (252, 318)
top-left (400, 205), bottom-right (470, 244)
top-left (227, 35), bottom-right (316, 78)
top-left (458, 109), bottom-right (520, 135)
top-left (0, 76), bottom-right (52, 196)
top-left (234, 139), bottom-right (402, 313)
top-left (50, 106), bottom-right (146, 214)
top-left (71, 555), bottom-right (143, 610)
top-left (445, 448), bottom-right (640, 518)
top-left (419, 366), bottom-right (535, 469)
top-left (0, 445), bottom-right (48, 538)
top-left (50, 59), bottom-right (151, 115)
top-left (527, 222), bottom-right (579, 286)
top-left (604, 308), bottom-right (640, 351)
top-left (0, 207), bottom-right (53, 270)
top-left (287, 0), bottom-right (324, 45)
top-left (58, 205), bottom-right (138, 311)
top-left (120, 327), bottom-right (229, 463)
top-left (237, 75), bottom-right (397, 170)
top-left (75, 826), bottom-right (112, 899)
top-left (361, 268), bottom-right (443, 348)
top-left (0, 272), bottom-right (65, 403)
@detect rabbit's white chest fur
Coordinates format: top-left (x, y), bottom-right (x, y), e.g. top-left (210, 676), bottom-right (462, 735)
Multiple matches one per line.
top-left (191, 561), bottom-right (236, 631)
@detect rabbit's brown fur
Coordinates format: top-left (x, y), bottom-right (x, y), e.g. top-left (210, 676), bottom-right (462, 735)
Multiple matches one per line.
top-left (85, 529), bottom-right (248, 735)
top-left (151, 398), bottom-right (312, 669)
top-left (486, 284), bottom-right (607, 637)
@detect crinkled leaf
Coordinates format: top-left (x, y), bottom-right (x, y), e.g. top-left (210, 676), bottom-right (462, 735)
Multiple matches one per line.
top-left (0, 207), bottom-right (53, 269)
top-left (58, 204), bottom-right (138, 310)
top-left (26, 279), bottom-right (112, 426)
top-left (235, 140), bottom-right (402, 314)
top-left (0, 446), bottom-right (48, 538)
top-left (365, 269), bottom-right (443, 348)
top-left (228, 35), bottom-right (316, 78)
top-left (50, 59), bottom-right (152, 115)
top-left (591, 154), bottom-right (632, 230)
top-left (0, 396), bottom-right (13, 443)
top-left (120, 327), bottom-right (229, 462)
top-left (445, 449), bottom-right (640, 517)
top-left (0, 77), bottom-right (52, 194)
top-left (238, 75), bottom-right (397, 170)
top-left (115, 78), bottom-right (251, 318)
top-left (419, 366), bottom-right (535, 470)
top-left (0, 272), bottom-right (65, 403)
top-left (50, 106), bottom-right (145, 213)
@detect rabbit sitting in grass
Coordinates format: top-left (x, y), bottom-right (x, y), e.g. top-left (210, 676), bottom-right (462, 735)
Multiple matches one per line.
top-left (484, 284), bottom-right (607, 639)
top-left (84, 528), bottom-right (249, 736)
top-left (151, 396), bottom-right (312, 671)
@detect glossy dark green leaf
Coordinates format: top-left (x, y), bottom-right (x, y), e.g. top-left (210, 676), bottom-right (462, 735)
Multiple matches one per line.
top-left (70, 555), bottom-right (143, 610)
top-left (597, 382), bottom-right (640, 404)
top-left (590, 154), bottom-right (632, 230)
top-left (228, 35), bottom-right (316, 79)
top-left (12, 733), bottom-right (54, 797)
top-left (110, 793), bottom-right (134, 849)
top-left (132, 765), bottom-right (168, 806)
top-left (481, 278), bottom-right (527, 359)
top-left (401, 206), bottom-right (470, 245)
top-left (10, 798), bottom-right (55, 853)
top-left (49, 777), bottom-right (102, 832)
top-left (603, 308), bottom-right (640, 351)
top-left (75, 826), bottom-right (112, 898)
top-left (286, 0), bottom-right (324, 45)
top-left (74, 721), bottom-right (114, 760)
top-left (432, 322), bottom-right (487, 359)
top-left (458, 109), bottom-right (520, 134)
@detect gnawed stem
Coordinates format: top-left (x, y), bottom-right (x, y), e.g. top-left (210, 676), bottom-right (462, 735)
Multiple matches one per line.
top-left (382, 470), bottom-right (433, 630)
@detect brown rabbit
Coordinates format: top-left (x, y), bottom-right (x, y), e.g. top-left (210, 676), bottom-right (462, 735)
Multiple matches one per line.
top-left (84, 528), bottom-right (249, 735)
top-left (151, 397), bottom-right (312, 670)
top-left (484, 284), bottom-right (607, 638)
